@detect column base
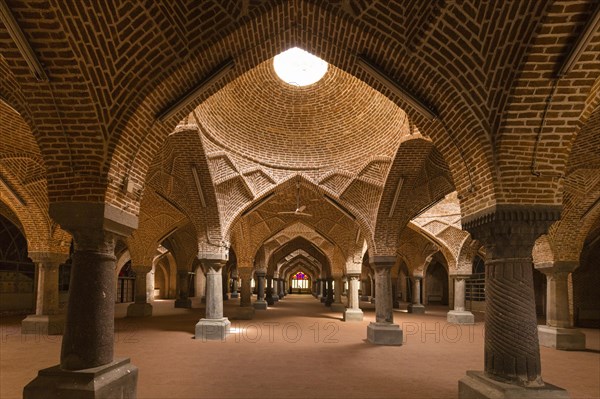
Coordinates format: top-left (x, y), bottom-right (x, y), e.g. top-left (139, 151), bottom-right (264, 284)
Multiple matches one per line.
top-left (174, 298), bottom-right (192, 308)
top-left (393, 300), bottom-right (400, 309)
top-left (23, 358), bottom-right (138, 399)
top-left (537, 325), bottom-right (586, 350)
top-left (223, 294), bottom-right (229, 301)
top-left (447, 310), bottom-right (475, 324)
top-left (360, 295), bottom-right (370, 301)
top-left (22, 314), bottom-right (65, 335)
top-left (343, 308), bottom-right (364, 322)
top-left (370, 297), bottom-right (376, 304)
top-left (126, 302), bottom-right (153, 317)
top-left (195, 318), bottom-right (231, 340)
top-left (366, 322), bottom-right (403, 345)
top-left (272, 294), bottom-right (279, 302)
top-left (253, 300), bottom-right (268, 310)
top-left (234, 306), bottom-right (255, 320)
top-left (407, 303), bottom-right (425, 314)
top-left (331, 303), bottom-right (346, 312)
top-left (320, 296), bottom-right (326, 303)
top-left (458, 370), bottom-right (568, 399)
top-left (266, 296), bottom-right (275, 305)
top-left (230, 292), bottom-right (239, 298)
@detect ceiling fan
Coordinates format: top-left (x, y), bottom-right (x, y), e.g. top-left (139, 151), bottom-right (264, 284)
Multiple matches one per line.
top-left (278, 179), bottom-right (312, 217)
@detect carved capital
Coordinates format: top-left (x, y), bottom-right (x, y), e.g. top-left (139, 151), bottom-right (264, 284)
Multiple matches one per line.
top-left (462, 204), bottom-right (561, 259)
top-left (201, 259), bottom-right (227, 274)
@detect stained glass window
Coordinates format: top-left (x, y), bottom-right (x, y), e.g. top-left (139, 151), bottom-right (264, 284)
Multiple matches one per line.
top-left (292, 271), bottom-right (309, 289)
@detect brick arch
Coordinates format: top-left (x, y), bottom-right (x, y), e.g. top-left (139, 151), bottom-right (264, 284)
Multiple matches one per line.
top-left (496, 1), bottom-right (600, 204)
top-left (267, 236), bottom-right (332, 278)
top-left (373, 137), bottom-right (454, 257)
top-left (228, 175), bottom-right (367, 261)
top-left (540, 103), bottom-right (600, 263)
top-left (279, 254), bottom-right (321, 282)
top-left (104, 0), bottom-right (503, 220)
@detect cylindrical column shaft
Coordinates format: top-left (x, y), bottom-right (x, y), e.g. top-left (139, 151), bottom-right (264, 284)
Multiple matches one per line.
top-left (257, 273), bottom-right (265, 300)
top-left (454, 277), bottom-right (466, 312)
top-left (546, 272), bottom-right (570, 328)
top-left (35, 262), bottom-right (61, 316)
top-left (412, 277), bottom-right (422, 305)
top-left (350, 275), bottom-right (360, 310)
top-left (205, 264), bottom-right (224, 319)
top-left (239, 269), bottom-right (252, 307)
top-left (61, 238), bottom-right (116, 370)
top-left (485, 258), bottom-right (542, 386)
top-left (374, 264), bottom-right (393, 323)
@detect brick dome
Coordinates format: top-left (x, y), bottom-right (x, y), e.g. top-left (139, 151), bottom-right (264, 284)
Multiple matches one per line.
top-left (196, 55), bottom-right (408, 172)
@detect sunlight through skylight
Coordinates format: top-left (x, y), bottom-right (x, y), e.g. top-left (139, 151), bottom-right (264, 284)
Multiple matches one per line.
top-left (273, 47), bottom-right (328, 86)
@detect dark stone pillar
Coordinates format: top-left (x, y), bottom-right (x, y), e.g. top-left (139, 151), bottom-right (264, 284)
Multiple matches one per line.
top-left (230, 270), bottom-right (239, 299)
top-left (127, 265), bottom-right (153, 317)
top-left (367, 256), bottom-right (402, 345)
top-left (175, 271), bottom-right (192, 308)
top-left (458, 205), bottom-right (568, 399)
top-left (325, 278), bottom-right (334, 306)
top-left (25, 201), bottom-right (138, 398)
top-left (266, 276), bottom-right (275, 305)
top-left (253, 270), bottom-right (267, 310)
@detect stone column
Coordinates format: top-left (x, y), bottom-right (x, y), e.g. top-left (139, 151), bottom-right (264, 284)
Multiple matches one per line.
top-left (344, 274), bottom-right (364, 321)
top-left (253, 270), bottom-right (268, 310)
top-left (458, 205), bottom-right (568, 398)
top-left (230, 270), bottom-right (239, 299)
top-left (367, 257), bottom-right (402, 345)
top-left (236, 267), bottom-right (255, 319)
top-left (407, 276), bottom-right (425, 313)
top-left (266, 276), bottom-right (275, 305)
top-left (24, 206), bottom-right (138, 399)
top-left (127, 265), bottom-right (153, 317)
top-left (319, 279), bottom-right (327, 302)
top-left (447, 275), bottom-right (474, 324)
top-left (195, 259), bottom-right (231, 340)
top-left (536, 261), bottom-right (585, 350)
top-left (271, 274), bottom-right (280, 302)
top-left (175, 270), bottom-right (192, 308)
top-left (331, 276), bottom-right (345, 312)
top-left (392, 279), bottom-right (400, 309)
top-left (22, 252), bottom-right (67, 335)
top-left (325, 278), bottom-right (334, 306)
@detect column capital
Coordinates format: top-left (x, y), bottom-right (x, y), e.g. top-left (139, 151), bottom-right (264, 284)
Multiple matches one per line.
top-left (462, 204), bottom-right (561, 259)
top-left (535, 260), bottom-right (578, 275)
top-left (28, 251), bottom-right (69, 266)
top-left (254, 269), bottom-right (266, 277)
top-left (369, 256), bottom-right (396, 269)
top-left (50, 202), bottom-right (138, 238)
top-left (200, 259), bottom-right (227, 274)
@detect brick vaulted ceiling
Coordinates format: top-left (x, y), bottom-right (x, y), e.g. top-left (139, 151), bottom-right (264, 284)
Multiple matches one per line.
top-left (1, 0), bottom-right (599, 262)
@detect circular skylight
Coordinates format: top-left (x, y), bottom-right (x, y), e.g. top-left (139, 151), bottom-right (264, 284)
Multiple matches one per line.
top-left (273, 47), bottom-right (328, 86)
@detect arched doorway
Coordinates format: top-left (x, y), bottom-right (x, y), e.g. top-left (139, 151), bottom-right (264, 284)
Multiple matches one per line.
top-left (425, 261), bottom-right (449, 305)
top-left (0, 214), bottom-right (35, 312)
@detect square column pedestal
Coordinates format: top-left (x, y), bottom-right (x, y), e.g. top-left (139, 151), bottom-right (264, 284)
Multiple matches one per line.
top-left (537, 325), bottom-right (586, 350)
top-left (459, 371), bottom-right (568, 399)
top-left (24, 358), bottom-right (138, 399)
top-left (126, 303), bottom-right (153, 317)
top-left (407, 303), bottom-right (425, 313)
top-left (195, 318), bottom-right (231, 340)
top-left (447, 310), bottom-right (475, 324)
top-left (22, 314), bottom-right (65, 335)
top-left (367, 322), bottom-right (403, 345)
top-left (343, 308), bottom-right (363, 321)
